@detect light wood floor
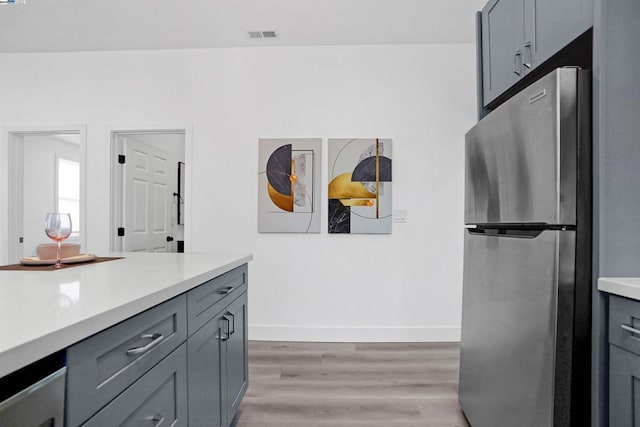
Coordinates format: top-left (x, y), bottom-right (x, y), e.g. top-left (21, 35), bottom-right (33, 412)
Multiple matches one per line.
top-left (232, 341), bottom-right (470, 427)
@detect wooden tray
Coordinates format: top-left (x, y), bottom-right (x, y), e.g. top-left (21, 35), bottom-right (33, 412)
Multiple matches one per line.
top-left (20, 254), bottom-right (97, 266)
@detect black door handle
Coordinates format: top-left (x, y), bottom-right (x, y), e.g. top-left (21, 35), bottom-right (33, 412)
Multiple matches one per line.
top-left (166, 236), bottom-right (174, 242)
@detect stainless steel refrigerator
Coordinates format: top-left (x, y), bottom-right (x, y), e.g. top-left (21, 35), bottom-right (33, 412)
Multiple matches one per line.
top-left (458, 67), bottom-right (591, 427)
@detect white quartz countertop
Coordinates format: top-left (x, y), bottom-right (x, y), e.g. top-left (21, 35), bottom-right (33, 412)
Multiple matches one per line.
top-left (598, 277), bottom-right (640, 301)
top-left (0, 252), bottom-right (252, 377)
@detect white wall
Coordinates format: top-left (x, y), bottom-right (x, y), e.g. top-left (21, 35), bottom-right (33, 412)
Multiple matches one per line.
top-left (0, 44), bottom-right (477, 341)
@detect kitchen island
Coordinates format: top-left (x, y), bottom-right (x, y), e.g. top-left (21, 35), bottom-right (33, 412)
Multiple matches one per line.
top-left (0, 252), bottom-right (251, 426)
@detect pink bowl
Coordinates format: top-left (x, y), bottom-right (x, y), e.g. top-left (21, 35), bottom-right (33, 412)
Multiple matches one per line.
top-left (37, 243), bottom-right (81, 260)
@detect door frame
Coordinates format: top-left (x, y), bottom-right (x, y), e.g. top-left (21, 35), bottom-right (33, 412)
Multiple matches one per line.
top-left (1, 124), bottom-right (87, 265)
top-left (108, 124), bottom-right (192, 253)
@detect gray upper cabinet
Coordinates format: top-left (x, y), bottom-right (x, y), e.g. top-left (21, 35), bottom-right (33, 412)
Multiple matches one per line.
top-left (481, 0), bottom-right (525, 105)
top-left (524, 0), bottom-right (593, 68)
top-left (481, 0), bottom-right (592, 106)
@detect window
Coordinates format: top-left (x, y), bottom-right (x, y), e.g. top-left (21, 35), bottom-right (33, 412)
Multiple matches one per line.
top-left (57, 157), bottom-right (80, 239)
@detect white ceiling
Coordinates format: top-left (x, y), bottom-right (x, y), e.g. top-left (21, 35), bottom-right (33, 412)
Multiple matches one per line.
top-left (0, 0), bottom-right (486, 53)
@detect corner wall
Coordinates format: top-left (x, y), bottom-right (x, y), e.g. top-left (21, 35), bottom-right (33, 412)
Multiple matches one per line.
top-left (0, 44), bottom-right (477, 341)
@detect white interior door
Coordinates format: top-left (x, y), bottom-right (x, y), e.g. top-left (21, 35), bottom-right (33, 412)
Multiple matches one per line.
top-left (122, 137), bottom-right (172, 252)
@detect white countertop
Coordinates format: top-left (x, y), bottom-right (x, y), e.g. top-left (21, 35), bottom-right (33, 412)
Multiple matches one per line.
top-left (0, 252), bottom-right (252, 377)
top-left (598, 277), bottom-right (640, 301)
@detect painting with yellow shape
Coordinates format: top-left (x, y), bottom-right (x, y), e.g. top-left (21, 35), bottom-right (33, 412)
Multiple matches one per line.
top-left (327, 138), bottom-right (392, 234)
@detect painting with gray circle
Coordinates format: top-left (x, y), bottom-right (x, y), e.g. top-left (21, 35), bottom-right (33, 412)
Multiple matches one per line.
top-left (328, 138), bottom-right (392, 234)
top-left (258, 138), bottom-right (322, 233)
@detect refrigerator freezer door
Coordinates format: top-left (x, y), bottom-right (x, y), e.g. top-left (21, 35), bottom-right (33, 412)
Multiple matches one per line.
top-left (458, 229), bottom-right (576, 427)
top-left (465, 68), bottom-right (578, 226)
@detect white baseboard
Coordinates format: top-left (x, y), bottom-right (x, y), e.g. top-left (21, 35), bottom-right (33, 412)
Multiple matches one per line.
top-left (248, 325), bottom-right (461, 342)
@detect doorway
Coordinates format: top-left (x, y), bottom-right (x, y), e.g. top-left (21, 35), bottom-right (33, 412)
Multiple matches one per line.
top-left (5, 126), bottom-right (87, 264)
top-left (110, 130), bottom-right (186, 253)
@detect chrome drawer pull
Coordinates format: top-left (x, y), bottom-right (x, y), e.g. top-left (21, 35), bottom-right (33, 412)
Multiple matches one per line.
top-left (145, 413), bottom-right (165, 426)
top-left (621, 324), bottom-right (640, 335)
top-left (126, 333), bottom-right (164, 356)
top-left (217, 286), bottom-right (234, 295)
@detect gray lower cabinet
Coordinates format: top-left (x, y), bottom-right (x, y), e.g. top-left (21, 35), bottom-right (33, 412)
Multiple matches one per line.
top-left (82, 344), bottom-right (188, 427)
top-left (609, 294), bottom-right (640, 426)
top-left (65, 264), bottom-right (249, 427)
top-left (481, 0), bottom-right (593, 106)
top-left (223, 292), bottom-right (249, 424)
top-left (609, 345), bottom-right (640, 426)
top-left (187, 311), bottom-right (224, 427)
top-left (66, 295), bottom-right (187, 427)
top-left (188, 291), bottom-right (248, 427)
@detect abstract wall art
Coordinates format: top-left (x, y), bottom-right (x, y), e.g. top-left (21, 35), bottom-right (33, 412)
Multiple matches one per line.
top-left (328, 138), bottom-right (392, 234)
top-left (258, 138), bottom-right (322, 233)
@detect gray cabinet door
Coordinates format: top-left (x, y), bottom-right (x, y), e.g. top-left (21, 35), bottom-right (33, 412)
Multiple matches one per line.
top-left (610, 345), bottom-right (640, 427)
top-left (187, 312), bottom-right (224, 427)
top-left (524, 0), bottom-right (592, 68)
top-left (187, 264), bottom-right (248, 336)
top-left (67, 295), bottom-right (187, 427)
top-left (224, 292), bottom-right (249, 425)
top-left (82, 344), bottom-right (188, 427)
top-left (482, 0), bottom-right (524, 105)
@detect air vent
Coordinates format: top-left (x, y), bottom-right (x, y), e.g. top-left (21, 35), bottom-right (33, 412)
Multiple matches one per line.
top-left (247, 30), bottom-right (278, 39)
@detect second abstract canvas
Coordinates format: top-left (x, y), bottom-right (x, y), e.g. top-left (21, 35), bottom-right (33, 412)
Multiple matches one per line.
top-left (328, 138), bottom-right (393, 234)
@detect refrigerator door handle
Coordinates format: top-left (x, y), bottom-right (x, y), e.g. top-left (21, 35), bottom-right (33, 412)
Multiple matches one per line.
top-left (466, 228), bottom-right (544, 239)
top-left (621, 324), bottom-right (640, 336)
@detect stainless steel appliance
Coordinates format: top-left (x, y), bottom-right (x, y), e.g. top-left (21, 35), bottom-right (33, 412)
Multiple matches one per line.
top-left (458, 67), bottom-right (591, 427)
top-left (0, 367), bottom-right (66, 426)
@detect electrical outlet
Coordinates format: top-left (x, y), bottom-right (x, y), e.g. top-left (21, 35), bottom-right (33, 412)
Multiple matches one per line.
top-left (393, 209), bottom-right (407, 223)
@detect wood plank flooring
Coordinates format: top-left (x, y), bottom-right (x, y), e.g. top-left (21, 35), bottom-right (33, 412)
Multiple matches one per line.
top-left (232, 341), bottom-right (470, 427)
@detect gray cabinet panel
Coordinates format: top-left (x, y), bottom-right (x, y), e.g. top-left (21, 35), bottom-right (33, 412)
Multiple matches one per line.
top-left (187, 311), bottom-right (224, 427)
top-left (224, 292), bottom-right (249, 423)
top-left (82, 343), bottom-right (188, 427)
top-left (66, 295), bottom-right (187, 427)
top-left (479, 0), bottom-right (593, 106)
top-left (482, 0), bottom-right (524, 104)
top-left (610, 345), bottom-right (640, 427)
top-left (187, 291), bottom-right (249, 427)
top-left (609, 295), bottom-right (640, 356)
top-left (187, 265), bottom-right (248, 336)
top-left (524, 0), bottom-right (592, 68)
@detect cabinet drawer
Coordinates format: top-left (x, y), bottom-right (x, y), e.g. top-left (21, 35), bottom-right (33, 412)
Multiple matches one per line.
top-left (82, 343), bottom-right (188, 427)
top-left (187, 264), bottom-right (248, 336)
top-left (67, 295), bottom-right (187, 427)
top-left (609, 294), bottom-right (640, 356)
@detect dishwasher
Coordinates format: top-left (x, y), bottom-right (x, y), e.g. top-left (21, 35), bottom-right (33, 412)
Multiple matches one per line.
top-left (0, 365), bottom-right (66, 426)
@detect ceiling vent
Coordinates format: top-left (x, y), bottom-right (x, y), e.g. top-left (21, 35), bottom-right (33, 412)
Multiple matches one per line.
top-left (247, 30), bottom-right (278, 39)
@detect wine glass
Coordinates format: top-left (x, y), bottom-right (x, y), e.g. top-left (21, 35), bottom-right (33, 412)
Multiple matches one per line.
top-left (44, 213), bottom-right (72, 269)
